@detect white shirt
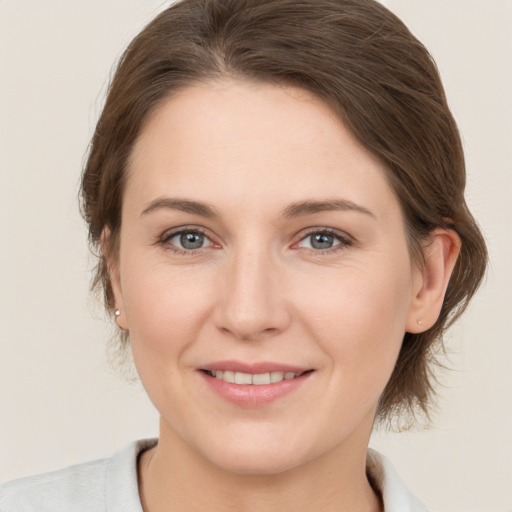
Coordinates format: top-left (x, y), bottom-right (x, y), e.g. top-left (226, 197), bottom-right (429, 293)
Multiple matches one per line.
top-left (0, 440), bottom-right (428, 511)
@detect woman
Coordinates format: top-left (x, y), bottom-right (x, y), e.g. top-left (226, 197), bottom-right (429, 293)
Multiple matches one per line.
top-left (0, 0), bottom-right (487, 510)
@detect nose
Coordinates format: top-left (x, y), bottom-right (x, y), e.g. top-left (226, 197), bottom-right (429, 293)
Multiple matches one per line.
top-left (214, 247), bottom-right (292, 341)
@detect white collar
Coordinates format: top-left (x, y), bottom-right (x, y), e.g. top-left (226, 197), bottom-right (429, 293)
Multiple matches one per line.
top-left (367, 448), bottom-right (429, 511)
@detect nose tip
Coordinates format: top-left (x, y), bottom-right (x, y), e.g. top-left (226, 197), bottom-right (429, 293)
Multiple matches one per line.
top-left (214, 253), bottom-right (291, 341)
top-left (218, 320), bottom-right (283, 342)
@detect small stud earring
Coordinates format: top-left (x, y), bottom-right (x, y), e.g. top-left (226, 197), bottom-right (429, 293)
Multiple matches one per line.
top-left (417, 319), bottom-right (423, 325)
top-left (113, 309), bottom-right (126, 330)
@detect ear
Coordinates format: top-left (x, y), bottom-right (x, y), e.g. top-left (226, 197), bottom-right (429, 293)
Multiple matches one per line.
top-left (405, 229), bottom-right (461, 333)
top-left (101, 228), bottom-right (128, 330)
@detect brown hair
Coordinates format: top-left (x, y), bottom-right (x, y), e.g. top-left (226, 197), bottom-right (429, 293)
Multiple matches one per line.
top-left (81, 0), bottom-right (487, 426)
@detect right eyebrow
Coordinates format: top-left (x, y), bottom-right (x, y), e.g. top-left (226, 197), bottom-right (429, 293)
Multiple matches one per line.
top-left (140, 197), bottom-right (218, 218)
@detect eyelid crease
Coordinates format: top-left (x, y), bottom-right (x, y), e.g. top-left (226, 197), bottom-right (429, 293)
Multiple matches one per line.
top-left (159, 225), bottom-right (210, 242)
top-left (294, 226), bottom-right (354, 244)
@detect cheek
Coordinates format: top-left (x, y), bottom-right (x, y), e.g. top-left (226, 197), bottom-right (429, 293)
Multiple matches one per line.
top-left (294, 259), bottom-right (412, 380)
top-left (119, 260), bottom-right (220, 412)
top-left (120, 257), bottom-right (215, 358)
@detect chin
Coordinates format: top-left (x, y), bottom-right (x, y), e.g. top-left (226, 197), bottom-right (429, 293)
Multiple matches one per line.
top-left (194, 424), bottom-right (325, 476)
top-left (208, 445), bottom-right (307, 476)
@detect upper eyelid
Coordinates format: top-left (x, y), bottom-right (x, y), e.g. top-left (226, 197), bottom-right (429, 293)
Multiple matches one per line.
top-left (160, 225), bottom-right (211, 240)
top-left (295, 226), bottom-right (353, 242)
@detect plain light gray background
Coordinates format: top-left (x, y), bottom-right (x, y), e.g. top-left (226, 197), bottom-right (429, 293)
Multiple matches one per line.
top-left (0, 1), bottom-right (511, 511)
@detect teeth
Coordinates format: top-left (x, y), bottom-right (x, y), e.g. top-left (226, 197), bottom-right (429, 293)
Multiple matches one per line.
top-left (235, 372), bottom-right (253, 385)
top-left (222, 370), bottom-right (235, 383)
top-left (208, 370), bottom-right (302, 385)
top-left (252, 373), bottom-right (271, 385)
top-left (270, 371), bottom-right (284, 383)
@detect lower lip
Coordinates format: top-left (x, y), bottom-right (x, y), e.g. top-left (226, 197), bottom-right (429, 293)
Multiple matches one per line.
top-left (200, 371), bottom-right (313, 407)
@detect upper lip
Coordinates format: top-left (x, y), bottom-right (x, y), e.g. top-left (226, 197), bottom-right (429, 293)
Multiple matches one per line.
top-left (199, 360), bottom-right (312, 374)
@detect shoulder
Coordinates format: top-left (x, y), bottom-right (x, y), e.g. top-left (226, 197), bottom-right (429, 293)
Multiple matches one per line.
top-left (367, 449), bottom-right (430, 512)
top-left (0, 458), bottom-right (107, 512)
top-left (0, 439), bottom-right (156, 512)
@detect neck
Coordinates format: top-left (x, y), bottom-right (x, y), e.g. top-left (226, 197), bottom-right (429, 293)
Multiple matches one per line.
top-left (138, 421), bottom-right (382, 512)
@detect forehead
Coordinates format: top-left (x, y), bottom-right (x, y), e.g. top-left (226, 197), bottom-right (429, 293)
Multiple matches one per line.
top-left (125, 79), bottom-right (400, 221)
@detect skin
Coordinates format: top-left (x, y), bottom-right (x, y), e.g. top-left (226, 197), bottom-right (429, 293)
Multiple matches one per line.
top-left (109, 79), bottom-right (459, 512)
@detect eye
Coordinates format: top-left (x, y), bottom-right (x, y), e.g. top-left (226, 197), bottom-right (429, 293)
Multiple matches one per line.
top-left (295, 229), bottom-right (351, 252)
top-left (164, 229), bottom-right (214, 251)
top-left (302, 232), bottom-right (339, 250)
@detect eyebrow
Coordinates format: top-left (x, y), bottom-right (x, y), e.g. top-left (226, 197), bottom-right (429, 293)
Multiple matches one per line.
top-left (282, 199), bottom-right (376, 219)
top-left (140, 197), bottom-right (375, 220)
top-left (140, 198), bottom-right (218, 218)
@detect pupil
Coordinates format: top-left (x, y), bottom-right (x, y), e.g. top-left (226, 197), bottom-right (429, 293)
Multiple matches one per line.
top-left (180, 232), bottom-right (203, 249)
top-left (311, 233), bottom-right (333, 249)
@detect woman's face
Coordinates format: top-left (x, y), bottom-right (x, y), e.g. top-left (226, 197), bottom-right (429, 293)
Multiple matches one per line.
top-left (112, 79), bottom-right (423, 474)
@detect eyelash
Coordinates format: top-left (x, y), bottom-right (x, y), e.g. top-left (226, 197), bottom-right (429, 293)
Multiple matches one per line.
top-left (158, 226), bottom-right (353, 256)
top-left (294, 228), bottom-right (353, 255)
top-left (159, 226), bottom-right (215, 255)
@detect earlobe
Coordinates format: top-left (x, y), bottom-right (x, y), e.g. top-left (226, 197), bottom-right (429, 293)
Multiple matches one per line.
top-left (406, 229), bottom-right (461, 333)
top-left (101, 228), bottom-right (128, 330)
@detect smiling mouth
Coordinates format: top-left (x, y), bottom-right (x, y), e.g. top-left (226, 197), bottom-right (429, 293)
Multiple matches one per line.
top-left (201, 369), bottom-right (312, 385)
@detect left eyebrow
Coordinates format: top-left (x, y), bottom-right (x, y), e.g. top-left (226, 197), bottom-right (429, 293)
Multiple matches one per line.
top-left (281, 199), bottom-right (376, 219)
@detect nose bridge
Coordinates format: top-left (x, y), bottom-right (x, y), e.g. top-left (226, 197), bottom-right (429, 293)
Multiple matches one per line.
top-left (216, 238), bottom-right (289, 340)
